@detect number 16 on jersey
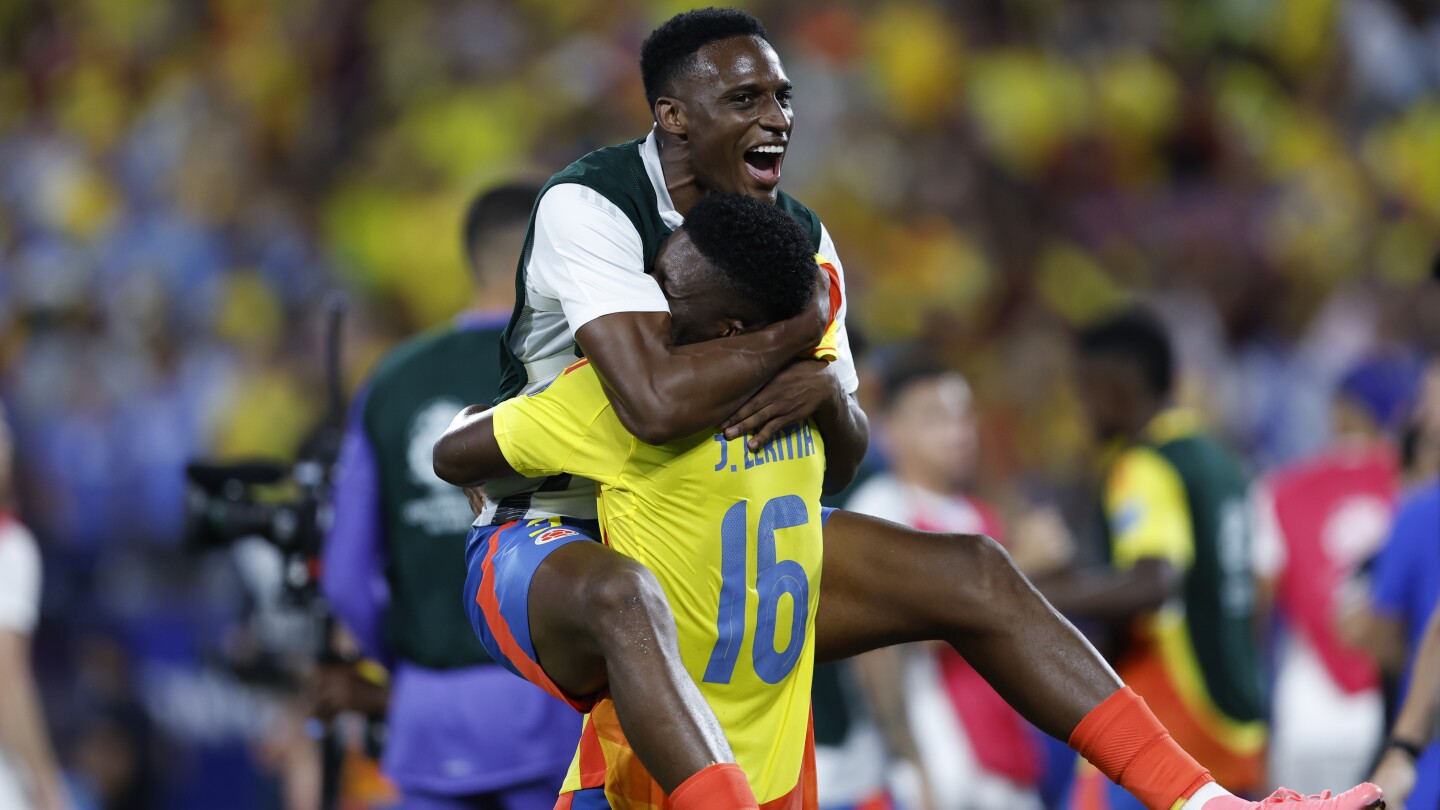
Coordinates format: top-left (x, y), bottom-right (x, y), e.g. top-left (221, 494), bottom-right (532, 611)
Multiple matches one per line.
top-left (702, 495), bottom-right (811, 686)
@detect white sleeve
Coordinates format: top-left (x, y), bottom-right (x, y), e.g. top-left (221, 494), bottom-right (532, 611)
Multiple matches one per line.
top-left (818, 224), bottom-right (860, 395)
top-left (843, 476), bottom-right (911, 526)
top-left (527, 184), bottom-right (670, 331)
top-left (1249, 479), bottom-right (1286, 580)
top-left (0, 523), bottom-right (41, 634)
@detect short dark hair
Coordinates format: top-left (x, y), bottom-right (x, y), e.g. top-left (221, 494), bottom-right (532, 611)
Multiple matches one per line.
top-left (879, 348), bottom-right (955, 410)
top-left (1077, 307), bottom-right (1175, 397)
top-left (640, 8), bottom-right (768, 111)
top-left (461, 182), bottom-right (542, 264)
top-left (682, 193), bottom-right (814, 325)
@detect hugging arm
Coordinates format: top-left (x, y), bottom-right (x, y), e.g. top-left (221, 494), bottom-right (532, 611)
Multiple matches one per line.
top-left (539, 186), bottom-right (829, 447)
top-left (576, 302), bottom-right (824, 446)
top-left (432, 405), bottom-right (514, 487)
top-left (719, 359), bottom-right (868, 494)
top-left (801, 368), bottom-right (867, 495)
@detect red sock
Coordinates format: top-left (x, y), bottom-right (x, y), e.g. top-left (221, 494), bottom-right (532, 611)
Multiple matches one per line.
top-left (669, 763), bottom-right (758, 810)
top-left (1069, 687), bottom-right (1215, 810)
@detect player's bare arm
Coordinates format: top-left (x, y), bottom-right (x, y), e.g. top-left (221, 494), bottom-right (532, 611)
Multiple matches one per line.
top-left (432, 405), bottom-right (509, 487)
top-left (0, 629), bottom-right (68, 810)
top-left (1371, 602), bottom-right (1440, 808)
top-left (1034, 557), bottom-right (1180, 621)
top-left (722, 359), bottom-right (869, 494)
top-left (574, 270), bottom-right (826, 446)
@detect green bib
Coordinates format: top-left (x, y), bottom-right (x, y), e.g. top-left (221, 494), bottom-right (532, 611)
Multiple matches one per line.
top-left (1153, 433), bottom-right (1265, 723)
top-left (364, 320), bottom-right (504, 669)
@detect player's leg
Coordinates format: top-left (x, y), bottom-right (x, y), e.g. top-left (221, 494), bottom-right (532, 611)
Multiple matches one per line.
top-left (813, 509), bottom-right (1120, 738)
top-left (527, 538), bottom-right (734, 790)
top-left (464, 519), bottom-right (748, 804)
top-left (812, 510), bottom-right (1383, 810)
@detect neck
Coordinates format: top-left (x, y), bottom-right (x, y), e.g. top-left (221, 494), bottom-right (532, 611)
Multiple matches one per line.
top-left (468, 282), bottom-right (512, 315)
top-left (1119, 401), bottom-right (1164, 442)
top-left (657, 129), bottom-right (706, 215)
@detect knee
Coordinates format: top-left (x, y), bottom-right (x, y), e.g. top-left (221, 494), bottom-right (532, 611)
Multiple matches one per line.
top-left (579, 562), bottom-right (674, 638)
top-left (936, 532), bottom-right (1032, 609)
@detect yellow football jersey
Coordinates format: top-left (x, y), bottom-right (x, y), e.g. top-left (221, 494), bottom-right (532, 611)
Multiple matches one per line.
top-left (492, 358), bottom-right (826, 809)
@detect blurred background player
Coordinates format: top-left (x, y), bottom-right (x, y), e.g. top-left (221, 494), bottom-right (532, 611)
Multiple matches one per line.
top-left (319, 182), bottom-right (577, 810)
top-left (1359, 356), bottom-right (1440, 810)
top-left (827, 351), bottom-right (1064, 810)
top-left (1041, 308), bottom-right (1267, 809)
top-left (1370, 600), bottom-right (1440, 810)
top-left (0, 404), bottom-right (70, 810)
top-left (1250, 357), bottom-right (1411, 793)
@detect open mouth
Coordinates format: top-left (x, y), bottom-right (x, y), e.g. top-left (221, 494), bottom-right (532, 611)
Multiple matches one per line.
top-left (743, 144), bottom-right (785, 187)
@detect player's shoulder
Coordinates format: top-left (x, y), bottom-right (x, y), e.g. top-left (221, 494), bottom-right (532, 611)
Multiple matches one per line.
top-left (540, 138), bottom-right (649, 207)
top-left (1108, 444), bottom-right (1184, 498)
top-left (552, 137), bottom-right (647, 179)
top-left (775, 191), bottom-right (823, 250)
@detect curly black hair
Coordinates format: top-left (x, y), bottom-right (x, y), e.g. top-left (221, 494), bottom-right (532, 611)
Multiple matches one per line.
top-left (682, 193), bottom-right (815, 326)
top-left (1077, 307), bottom-right (1175, 398)
top-left (640, 8), bottom-right (768, 111)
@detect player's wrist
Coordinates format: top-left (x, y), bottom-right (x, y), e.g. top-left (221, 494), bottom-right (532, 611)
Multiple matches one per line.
top-left (813, 364), bottom-right (845, 417)
top-left (1384, 737), bottom-right (1424, 762)
top-left (773, 312), bottom-right (824, 358)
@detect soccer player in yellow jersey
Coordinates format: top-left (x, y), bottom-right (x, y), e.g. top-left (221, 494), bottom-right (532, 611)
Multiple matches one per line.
top-left (438, 10), bottom-right (1387, 810)
top-left (439, 193), bottom-right (829, 810)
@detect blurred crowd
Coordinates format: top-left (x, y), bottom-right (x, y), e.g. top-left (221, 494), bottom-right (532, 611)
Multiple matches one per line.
top-left (1, 0), bottom-right (1439, 808)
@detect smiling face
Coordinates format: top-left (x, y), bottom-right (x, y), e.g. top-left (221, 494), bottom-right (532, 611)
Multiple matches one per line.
top-left (659, 35), bottom-right (793, 203)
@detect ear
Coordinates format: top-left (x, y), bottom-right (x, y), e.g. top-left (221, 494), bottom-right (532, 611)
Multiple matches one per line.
top-left (655, 96), bottom-right (687, 138)
top-left (718, 318), bottom-right (746, 338)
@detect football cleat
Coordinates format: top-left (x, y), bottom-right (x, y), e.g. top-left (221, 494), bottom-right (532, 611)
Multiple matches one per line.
top-left (1203, 784), bottom-right (1384, 810)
